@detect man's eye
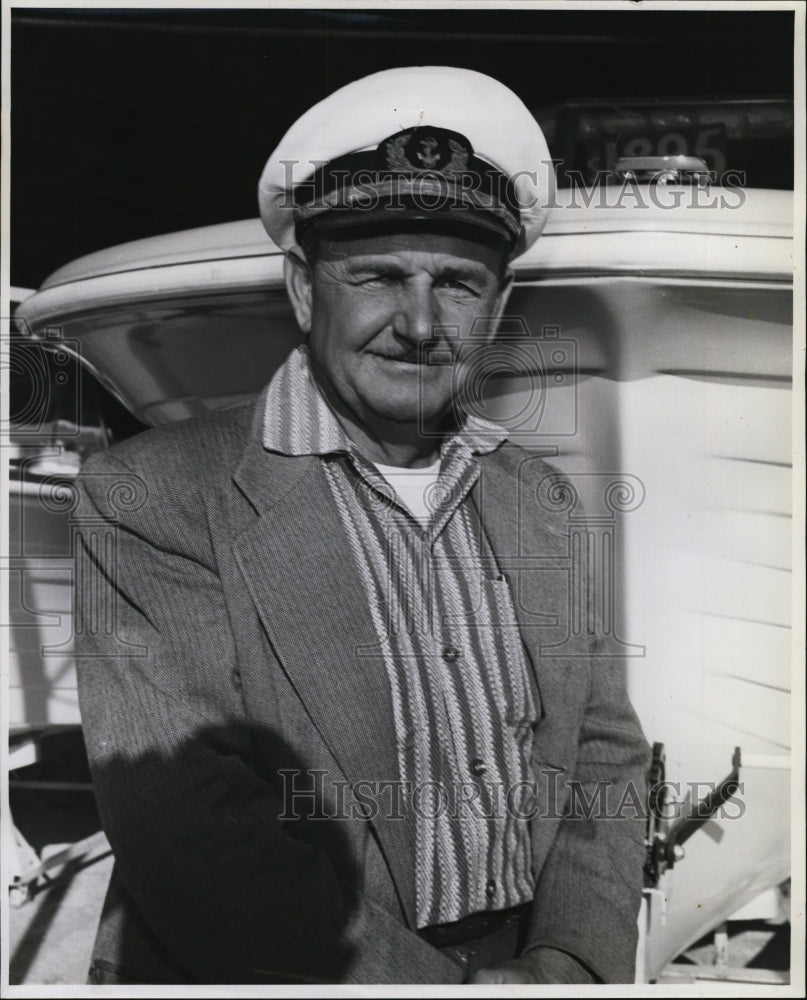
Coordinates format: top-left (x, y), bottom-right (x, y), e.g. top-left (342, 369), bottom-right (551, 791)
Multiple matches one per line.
top-left (437, 279), bottom-right (478, 296)
top-left (354, 274), bottom-right (394, 287)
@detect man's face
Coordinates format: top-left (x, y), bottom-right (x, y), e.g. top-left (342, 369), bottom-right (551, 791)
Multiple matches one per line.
top-left (286, 228), bottom-right (512, 433)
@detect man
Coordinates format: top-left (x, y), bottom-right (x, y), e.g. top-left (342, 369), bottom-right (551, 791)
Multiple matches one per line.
top-left (75, 66), bottom-right (650, 985)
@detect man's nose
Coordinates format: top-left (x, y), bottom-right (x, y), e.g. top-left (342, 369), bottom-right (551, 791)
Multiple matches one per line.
top-left (391, 285), bottom-right (438, 344)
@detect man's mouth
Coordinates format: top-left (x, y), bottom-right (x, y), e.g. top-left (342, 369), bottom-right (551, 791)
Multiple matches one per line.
top-left (369, 344), bottom-right (454, 367)
top-left (369, 351), bottom-right (422, 365)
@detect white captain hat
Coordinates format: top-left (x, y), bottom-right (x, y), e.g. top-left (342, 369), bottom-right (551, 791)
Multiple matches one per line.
top-left (258, 66), bottom-right (554, 260)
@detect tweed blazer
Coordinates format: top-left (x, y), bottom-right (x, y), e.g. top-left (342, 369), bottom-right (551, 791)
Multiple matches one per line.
top-left (75, 386), bottom-right (651, 985)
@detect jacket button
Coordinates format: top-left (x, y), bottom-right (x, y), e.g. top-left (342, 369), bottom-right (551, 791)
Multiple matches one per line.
top-left (442, 645), bottom-right (460, 663)
top-left (485, 879), bottom-right (497, 898)
top-left (470, 757), bottom-right (487, 776)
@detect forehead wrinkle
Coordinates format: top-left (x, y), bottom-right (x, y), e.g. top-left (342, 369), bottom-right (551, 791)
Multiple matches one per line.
top-left (335, 251), bottom-right (496, 280)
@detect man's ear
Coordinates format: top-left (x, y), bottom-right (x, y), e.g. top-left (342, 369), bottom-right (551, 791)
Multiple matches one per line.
top-left (284, 248), bottom-right (313, 334)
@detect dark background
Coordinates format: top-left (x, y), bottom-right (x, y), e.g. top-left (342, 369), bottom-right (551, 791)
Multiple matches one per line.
top-left (10, 6), bottom-right (795, 290)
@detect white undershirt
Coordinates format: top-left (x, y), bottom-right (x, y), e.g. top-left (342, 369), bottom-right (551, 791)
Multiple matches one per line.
top-left (371, 458), bottom-right (441, 528)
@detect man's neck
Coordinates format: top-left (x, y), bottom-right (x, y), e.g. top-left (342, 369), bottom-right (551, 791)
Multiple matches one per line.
top-left (307, 362), bottom-right (452, 468)
top-left (335, 407), bottom-right (442, 468)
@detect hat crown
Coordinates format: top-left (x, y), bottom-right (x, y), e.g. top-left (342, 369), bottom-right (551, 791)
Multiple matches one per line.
top-left (258, 66), bottom-right (554, 258)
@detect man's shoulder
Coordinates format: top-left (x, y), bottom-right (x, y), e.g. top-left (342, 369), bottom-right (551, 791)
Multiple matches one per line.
top-left (481, 442), bottom-right (575, 536)
top-left (487, 440), bottom-right (566, 482)
top-left (77, 399), bottom-right (263, 536)
top-left (85, 397), bottom-right (257, 482)
top-left (76, 399), bottom-right (264, 552)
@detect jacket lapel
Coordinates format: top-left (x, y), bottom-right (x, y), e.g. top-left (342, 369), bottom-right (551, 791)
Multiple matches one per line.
top-left (230, 402), bottom-right (417, 925)
top-left (475, 449), bottom-right (590, 767)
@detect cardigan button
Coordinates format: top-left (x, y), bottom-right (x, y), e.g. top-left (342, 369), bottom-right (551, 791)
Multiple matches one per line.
top-left (470, 757), bottom-right (487, 777)
top-left (442, 645), bottom-right (460, 664)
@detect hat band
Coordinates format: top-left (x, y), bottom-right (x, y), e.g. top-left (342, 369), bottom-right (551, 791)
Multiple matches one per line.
top-left (295, 174), bottom-right (521, 240)
top-left (291, 130), bottom-right (522, 243)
